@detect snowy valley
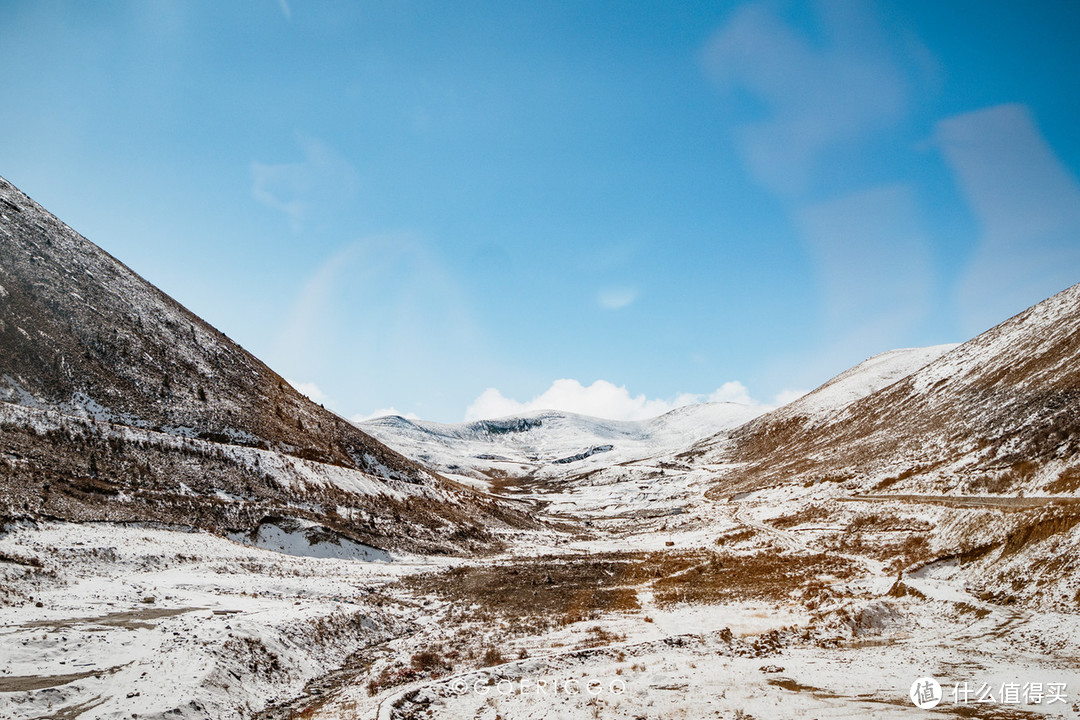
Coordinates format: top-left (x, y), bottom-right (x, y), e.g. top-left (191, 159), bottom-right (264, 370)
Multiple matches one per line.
top-left (2, 175), bottom-right (1080, 720)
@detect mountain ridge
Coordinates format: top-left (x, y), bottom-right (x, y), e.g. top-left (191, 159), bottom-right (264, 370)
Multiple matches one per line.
top-left (0, 176), bottom-right (411, 474)
top-left (694, 282), bottom-right (1080, 496)
top-left (359, 401), bottom-right (764, 483)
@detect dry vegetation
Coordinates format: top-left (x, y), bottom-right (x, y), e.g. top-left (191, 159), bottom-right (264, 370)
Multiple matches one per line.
top-left (771, 504), bottom-right (833, 529)
top-left (1045, 466), bottom-right (1080, 493)
top-left (356, 547), bottom-right (862, 702)
top-left (1000, 505), bottom-right (1080, 556)
top-left (399, 554), bottom-right (642, 630)
top-left (645, 550), bottom-right (856, 606)
top-left (0, 408), bottom-right (534, 556)
top-left (399, 549), bottom-right (858, 626)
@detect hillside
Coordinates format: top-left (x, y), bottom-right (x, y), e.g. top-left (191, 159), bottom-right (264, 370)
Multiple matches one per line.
top-left (691, 283), bottom-right (1080, 497)
top-left (670, 344), bottom-right (955, 474)
top-left (0, 175), bottom-right (530, 553)
top-left (772, 344), bottom-right (958, 421)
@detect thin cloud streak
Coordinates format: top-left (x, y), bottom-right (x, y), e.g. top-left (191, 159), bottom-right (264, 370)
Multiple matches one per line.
top-left (701, 2), bottom-right (938, 383)
top-left (251, 135), bottom-right (358, 232)
top-left (938, 104), bottom-right (1080, 334)
top-left (701, 1), bottom-right (915, 199)
top-left (797, 184), bottom-right (934, 345)
top-left (276, 233), bottom-right (493, 420)
top-left (597, 287), bottom-right (638, 310)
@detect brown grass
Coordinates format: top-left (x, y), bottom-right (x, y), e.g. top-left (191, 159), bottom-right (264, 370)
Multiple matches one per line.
top-left (1045, 466), bottom-right (1080, 494)
top-left (845, 513), bottom-right (931, 533)
top-left (410, 647), bottom-right (451, 674)
top-left (715, 528), bottom-right (757, 545)
top-left (480, 647), bottom-right (505, 666)
top-left (772, 504), bottom-right (832, 529)
top-left (831, 529), bottom-right (931, 570)
top-left (580, 625), bottom-right (626, 648)
top-left (873, 464), bottom-right (933, 491)
top-left (648, 550), bottom-right (856, 606)
top-left (399, 554), bottom-right (642, 630)
top-left (0, 550), bottom-right (42, 567)
top-left (398, 549), bottom-right (858, 628)
top-left (1001, 507), bottom-right (1080, 556)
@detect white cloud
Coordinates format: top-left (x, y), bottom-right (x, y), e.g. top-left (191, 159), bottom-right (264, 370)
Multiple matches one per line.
top-left (252, 135), bottom-right (358, 231)
top-left (597, 287), bottom-right (638, 310)
top-left (277, 0), bottom-right (292, 21)
top-left (705, 381), bottom-right (754, 405)
top-left (464, 378), bottom-right (765, 422)
top-left (285, 379), bottom-right (329, 405)
top-left (351, 408), bottom-right (421, 423)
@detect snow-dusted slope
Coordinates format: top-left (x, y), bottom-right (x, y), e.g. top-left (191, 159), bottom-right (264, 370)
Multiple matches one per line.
top-left (702, 283), bottom-right (1080, 495)
top-left (0, 175), bottom-right (408, 473)
top-left (779, 344), bottom-right (958, 421)
top-left (679, 344), bottom-right (956, 467)
top-left (360, 402), bottom-right (764, 484)
top-left (0, 175), bottom-right (531, 553)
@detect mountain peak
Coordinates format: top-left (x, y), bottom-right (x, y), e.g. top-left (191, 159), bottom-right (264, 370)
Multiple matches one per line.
top-left (0, 175), bottom-right (531, 552)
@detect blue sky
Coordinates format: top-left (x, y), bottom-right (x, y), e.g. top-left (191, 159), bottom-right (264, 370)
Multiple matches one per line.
top-left (2, 1), bottom-right (1079, 422)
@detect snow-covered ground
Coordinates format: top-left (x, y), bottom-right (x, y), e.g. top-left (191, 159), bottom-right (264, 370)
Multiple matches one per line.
top-left (307, 466), bottom-right (1080, 720)
top-left (6, 451), bottom-right (1078, 720)
top-left (4, 341), bottom-right (1080, 720)
top-left (0, 522), bottom-right (446, 720)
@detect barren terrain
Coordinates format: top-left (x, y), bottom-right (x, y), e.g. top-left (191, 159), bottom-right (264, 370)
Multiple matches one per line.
top-left (4, 452), bottom-right (1080, 719)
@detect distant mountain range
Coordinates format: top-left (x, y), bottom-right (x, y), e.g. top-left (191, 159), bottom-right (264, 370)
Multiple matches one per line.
top-left (363, 282), bottom-right (1080, 508)
top-left (360, 345), bottom-right (964, 488)
top-left (359, 402), bottom-right (764, 484)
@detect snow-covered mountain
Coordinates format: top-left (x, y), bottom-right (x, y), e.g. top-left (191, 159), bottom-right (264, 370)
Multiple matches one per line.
top-left (0, 175), bottom-right (530, 553)
top-left (360, 401), bottom-right (764, 485)
top-left (362, 346), bottom-right (964, 488)
top-left (694, 283), bottom-right (1080, 496)
top-left (672, 343), bottom-right (957, 465)
top-left (774, 344), bottom-right (959, 421)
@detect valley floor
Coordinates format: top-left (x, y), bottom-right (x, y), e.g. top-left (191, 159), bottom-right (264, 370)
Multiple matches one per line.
top-left (3, 459), bottom-right (1080, 719)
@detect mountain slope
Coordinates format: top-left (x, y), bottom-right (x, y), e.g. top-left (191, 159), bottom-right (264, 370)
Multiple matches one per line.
top-left (697, 284), bottom-right (1080, 496)
top-left (774, 344), bottom-right (959, 421)
top-left (0, 176), bottom-right (404, 472)
top-left (0, 176), bottom-right (530, 552)
top-left (675, 344), bottom-right (955, 472)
